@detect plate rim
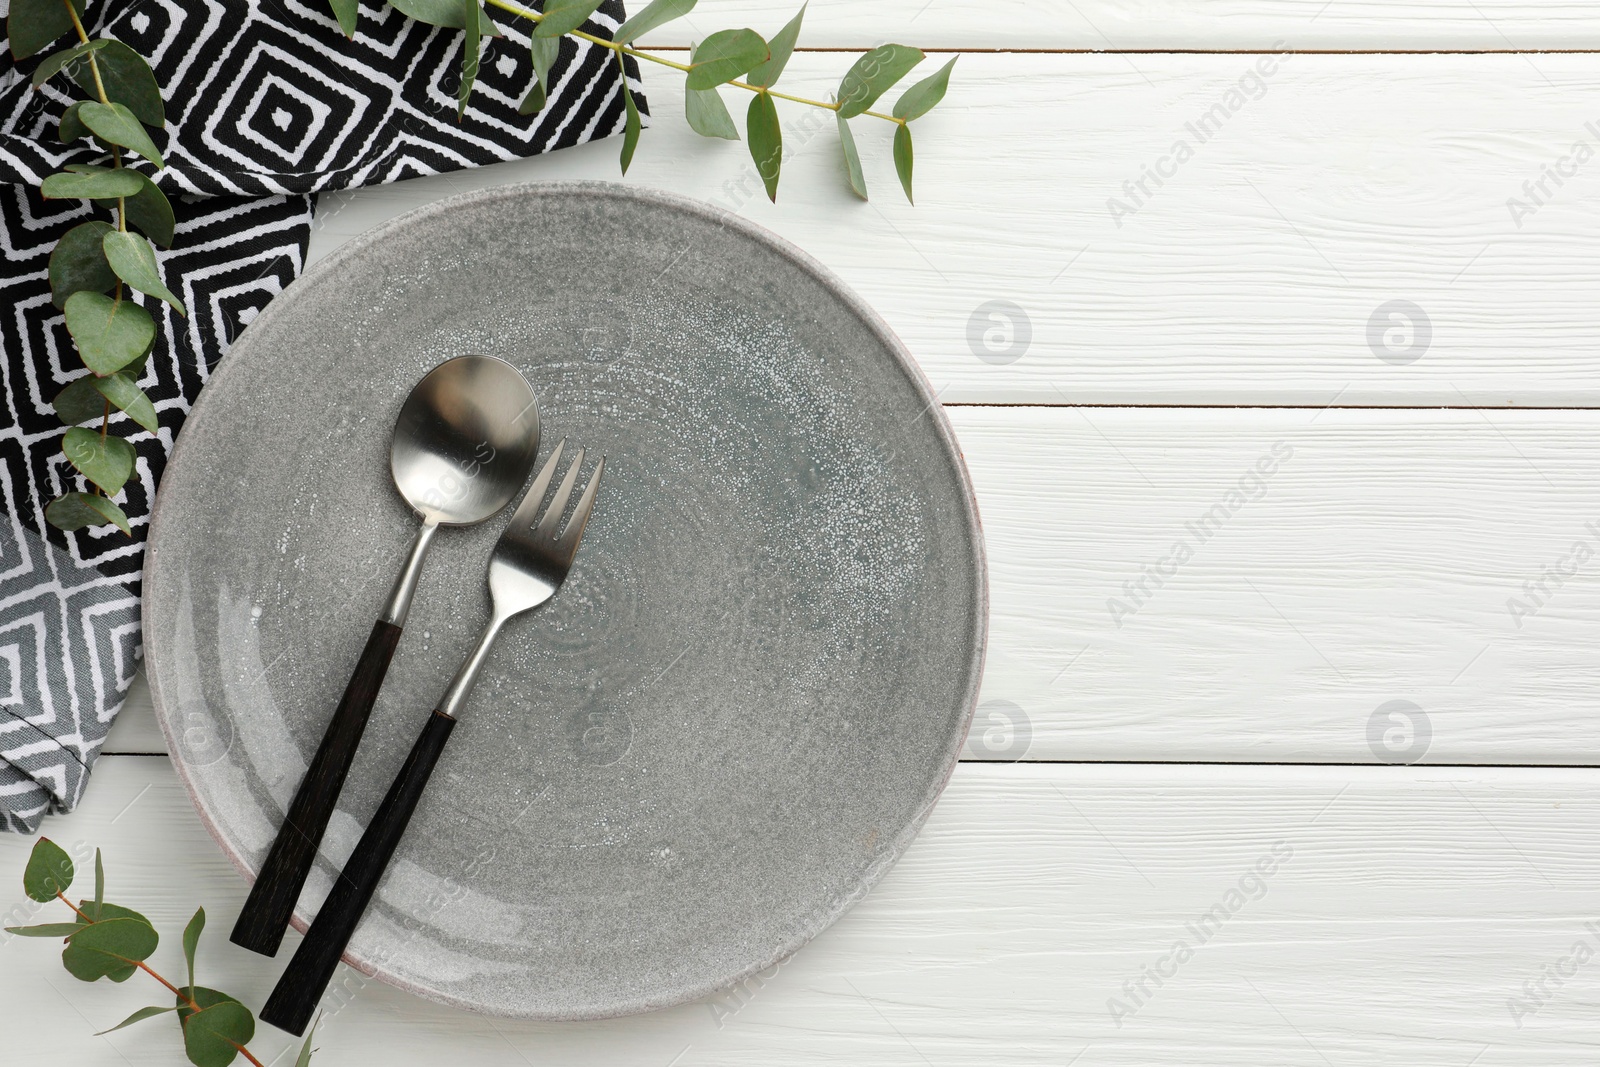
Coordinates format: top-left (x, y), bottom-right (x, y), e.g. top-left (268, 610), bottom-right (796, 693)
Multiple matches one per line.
top-left (143, 178), bottom-right (989, 1019)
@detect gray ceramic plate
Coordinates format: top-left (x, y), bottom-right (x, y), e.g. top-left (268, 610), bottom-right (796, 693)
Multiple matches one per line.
top-left (144, 181), bottom-right (986, 1020)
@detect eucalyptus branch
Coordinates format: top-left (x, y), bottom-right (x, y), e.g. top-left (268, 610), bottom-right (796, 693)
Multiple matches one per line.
top-left (360, 0), bottom-right (956, 204)
top-left (8, 0), bottom-right (182, 535)
top-left (10, 839), bottom-right (316, 1067)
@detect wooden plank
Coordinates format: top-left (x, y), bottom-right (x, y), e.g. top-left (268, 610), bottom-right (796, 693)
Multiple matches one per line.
top-left (621, 1), bottom-right (1600, 50)
top-left (3, 757), bottom-right (1597, 1064)
top-left (313, 51), bottom-right (1600, 406)
top-left (110, 407), bottom-right (1600, 765)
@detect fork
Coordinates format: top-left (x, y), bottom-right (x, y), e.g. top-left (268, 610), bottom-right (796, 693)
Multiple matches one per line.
top-left (259, 439), bottom-right (605, 1036)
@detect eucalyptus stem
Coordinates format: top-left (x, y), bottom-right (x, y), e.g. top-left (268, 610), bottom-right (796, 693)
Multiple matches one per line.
top-left (479, 0), bottom-right (904, 123)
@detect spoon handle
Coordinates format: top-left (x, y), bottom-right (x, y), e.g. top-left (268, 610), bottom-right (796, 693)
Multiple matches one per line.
top-left (260, 708), bottom-right (457, 1036)
top-left (229, 618), bottom-right (405, 957)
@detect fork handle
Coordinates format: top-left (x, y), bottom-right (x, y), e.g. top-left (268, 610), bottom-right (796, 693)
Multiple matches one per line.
top-left (230, 619), bottom-right (404, 957)
top-left (260, 709), bottom-right (457, 1036)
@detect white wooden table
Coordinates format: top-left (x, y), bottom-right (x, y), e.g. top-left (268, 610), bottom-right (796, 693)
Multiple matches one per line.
top-left (8, 3), bottom-right (1600, 1062)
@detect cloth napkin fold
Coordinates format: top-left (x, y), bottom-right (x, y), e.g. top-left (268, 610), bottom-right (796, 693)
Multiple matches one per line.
top-left (0, 0), bottom-right (643, 832)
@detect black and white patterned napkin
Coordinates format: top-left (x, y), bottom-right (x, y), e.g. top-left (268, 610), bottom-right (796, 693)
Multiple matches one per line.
top-left (0, 0), bottom-right (643, 832)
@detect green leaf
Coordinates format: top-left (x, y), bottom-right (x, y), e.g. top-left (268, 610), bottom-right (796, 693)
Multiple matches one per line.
top-left (181, 997), bottom-right (255, 1067)
top-left (54, 376), bottom-right (108, 426)
top-left (519, 34), bottom-right (560, 114)
top-left (64, 427), bottom-right (136, 495)
top-left (747, 91), bottom-right (781, 203)
top-left (618, 55), bottom-right (640, 174)
top-left (837, 43), bottom-right (924, 119)
top-left (836, 112), bottom-right (866, 200)
top-left (104, 231), bottom-right (184, 313)
top-left (58, 101), bottom-right (88, 143)
top-left (23, 837), bottom-right (74, 902)
top-left (328, 0), bottom-right (359, 36)
top-left (71, 41), bottom-right (165, 127)
top-left (64, 291), bottom-right (156, 376)
top-left (4, 922), bottom-right (84, 937)
top-left (96, 1005), bottom-right (177, 1035)
top-left (32, 39), bottom-right (107, 87)
top-left (61, 916), bottom-right (158, 982)
top-left (615, 0), bottom-right (695, 45)
top-left (78, 102), bottom-right (165, 167)
top-left (295, 1016), bottom-right (320, 1067)
top-left (95, 374), bottom-right (160, 433)
top-left (457, 0), bottom-right (481, 116)
top-left (7, 0), bottom-right (87, 60)
top-left (685, 28), bottom-right (768, 90)
top-left (91, 849), bottom-right (104, 921)
top-left (746, 4), bottom-right (804, 88)
top-left (387, 0), bottom-right (493, 33)
top-left (176, 986), bottom-right (243, 1025)
top-left (533, 0), bottom-right (605, 38)
top-left (124, 176), bottom-right (176, 248)
top-left (182, 907), bottom-right (204, 992)
top-left (50, 220), bottom-right (117, 309)
top-left (46, 492), bottom-right (131, 535)
top-left (43, 166), bottom-right (146, 200)
top-left (894, 121), bottom-right (914, 204)
top-left (892, 56), bottom-right (955, 121)
top-left (685, 87), bottom-right (737, 140)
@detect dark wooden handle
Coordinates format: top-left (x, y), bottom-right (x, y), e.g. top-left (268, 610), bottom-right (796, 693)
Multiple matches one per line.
top-left (229, 619), bottom-right (404, 958)
top-left (260, 709), bottom-right (457, 1036)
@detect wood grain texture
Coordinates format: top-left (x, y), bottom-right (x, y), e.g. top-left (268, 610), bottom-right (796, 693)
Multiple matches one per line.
top-left (110, 407), bottom-right (1600, 765)
top-left (312, 52), bottom-right (1600, 405)
top-left (625, 1), bottom-right (1600, 50)
top-left (5, 757), bottom-right (1598, 1065)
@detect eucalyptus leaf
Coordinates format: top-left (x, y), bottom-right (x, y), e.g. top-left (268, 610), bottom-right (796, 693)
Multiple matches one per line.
top-left (181, 997), bottom-right (255, 1067)
top-left (182, 907), bottom-right (204, 992)
top-left (64, 291), bottom-right (157, 376)
top-left (295, 1018), bottom-right (319, 1067)
top-left (54, 376), bottom-right (108, 426)
top-left (95, 373), bottom-right (160, 433)
top-left (63, 426), bottom-right (136, 495)
top-left (124, 176), bottom-right (176, 248)
top-left (685, 28), bottom-right (768, 90)
top-left (685, 87), bottom-right (737, 140)
top-left (79, 101), bottom-right (165, 166)
top-left (387, 0), bottom-right (494, 33)
top-left (73, 900), bottom-right (152, 927)
top-left (43, 166), bottom-right (146, 200)
top-left (894, 121), bottom-right (914, 204)
top-left (58, 101), bottom-right (87, 143)
top-left (457, 0), bottom-right (481, 116)
top-left (328, 0), bottom-right (359, 36)
top-left (747, 91), bottom-right (781, 202)
top-left (92, 849), bottom-right (104, 920)
top-left (103, 231), bottom-right (185, 314)
top-left (61, 916), bottom-right (158, 982)
top-left (616, 0), bottom-right (695, 45)
top-left (50, 220), bottom-right (117, 309)
top-left (7, 0), bottom-right (87, 60)
top-left (32, 39), bottom-right (107, 87)
top-left (836, 112), bottom-right (867, 200)
top-left (22, 837), bottom-right (73, 902)
top-left (4, 922), bottom-right (84, 937)
top-left (519, 34), bottom-right (560, 114)
top-left (45, 492), bottom-right (131, 535)
top-left (175, 985), bottom-right (244, 1024)
top-left (745, 4), bottom-right (804, 88)
top-left (618, 55), bottom-right (640, 174)
top-left (533, 0), bottom-right (604, 38)
top-left (892, 56), bottom-right (956, 121)
top-left (837, 43), bottom-right (924, 119)
top-left (71, 41), bottom-right (165, 127)
top-left (96, 1005), bottom-right (177, 1035)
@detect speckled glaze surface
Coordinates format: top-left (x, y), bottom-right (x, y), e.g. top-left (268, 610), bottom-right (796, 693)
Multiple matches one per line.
top-left (143, 181), bottom-right (987, 1020)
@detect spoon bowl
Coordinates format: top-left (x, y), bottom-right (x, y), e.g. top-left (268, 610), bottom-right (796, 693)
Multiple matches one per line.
top-left (392, 355), bottom-right (541, 526)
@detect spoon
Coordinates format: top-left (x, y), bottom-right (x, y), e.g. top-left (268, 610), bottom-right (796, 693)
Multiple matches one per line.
top-left (229, 354), bottom-right (540, 957)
